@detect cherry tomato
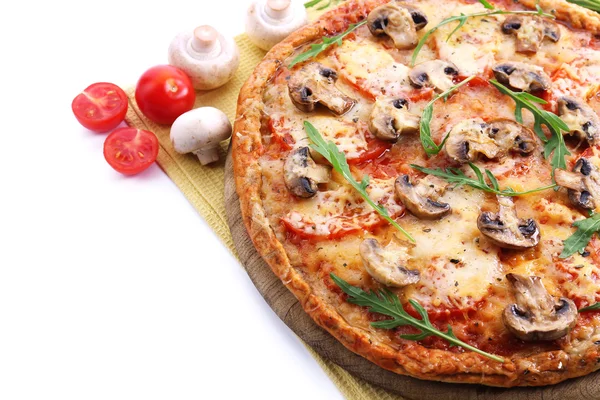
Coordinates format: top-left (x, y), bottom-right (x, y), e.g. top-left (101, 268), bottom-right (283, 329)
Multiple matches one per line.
top-left (103, 127), bottom-right (159, 175)
top-left (135, 65), bottom-right (195, 125)
top-left (71, 83), bottom-right (128, 133)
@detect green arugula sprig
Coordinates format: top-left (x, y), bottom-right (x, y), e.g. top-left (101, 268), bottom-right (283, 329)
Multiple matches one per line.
top-left (411, 163), bottom-right (556, 196)
top-left (560, 213), bottom-right (600, 258)
top-left (304, 121), bottom-right (415, 242)
top-left (420, 76), bottom-right (475, 155)
top-left (490, 80), bottom-right (570, 170)
top-left (289, 20), bottom-right (367, 68)
top-left (304, 0), bottom-right (344, 10)
top-left (567, 0), bottom-right (600, 12)
top-left (579, 302), bottom-right (600, 312)
top-left (412, 1), bottom-right (553, 65)
top-left (331, 273), bottom-right (504, 362)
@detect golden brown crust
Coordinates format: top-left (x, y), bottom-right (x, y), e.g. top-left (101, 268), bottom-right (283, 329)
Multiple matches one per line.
top-left (232, 0), bottom-right (600, 387)
top-left (522, 0), bottom-right (600, 31)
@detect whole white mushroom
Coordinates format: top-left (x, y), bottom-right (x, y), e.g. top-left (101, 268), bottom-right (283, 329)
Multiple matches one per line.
top-left (245, 0), bottom-right (308, 51)
top-left (168, 25), bottom-right (240, 91)
top-left (170, 107), bottom-right (232, 165)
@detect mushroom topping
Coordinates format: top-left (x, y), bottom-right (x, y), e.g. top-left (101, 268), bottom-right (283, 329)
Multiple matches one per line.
top-left (170, 107), bottom-right (233, 165)
top-left (409, 60), bottom-right (459, 93)
top-left (492, 61), bottom-right (551, 92)
top-left (501, 16), bottom-right (561, 53)
top-left (445, 119), bottom-right (536, 163)
top-left (359, 238), bottom-right (420, 287)
top-left (488, 118), bottom-right (537, 156)
top-left (367, 3), bottom-right (428, 49)
top-left (168, 25), bottom-right (240, 90)
top-left (503, 273), bottom-right (577, 341)
top-left (394, 175), bottom-right (450, 219)
top-left (288, 62), bottom-right (356, 115)
top-left (477, 196), bottom-right (540, 249)
top-left (554, 158), bottom-right (600, 210)
top-left (445, 119), bottom-right (498, 163)
top-left (557, 96), bottom-right (600, 146)
top-left (245, 0), bottom-right (309, 51)
top-left (283, 146), bottom-right (331, 198)
top-left (368, 98), bottom-right (420, 142)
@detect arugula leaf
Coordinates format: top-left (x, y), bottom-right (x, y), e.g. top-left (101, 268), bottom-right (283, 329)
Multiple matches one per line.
top-left (478, 0), bottom-right (495, 9)
top-left (420, 76), bottom-right (475, 155)
top-left (567, 0), bottom-right (600, 12)
top-left (579, 302), bottom-right (600, 312)
top-left (560, 213), bottom-right (600, 258)
top-left (412, 8), bottom-right (553, 66)
top-left (289, 20), bottom-right (367, 68)
top-left (317, 0), bottom-right (333, 10)
top-left (331, 273), bottom-right (505, 362)
top-left (411, 163), bottom-right (556, 196)
top-left (304, 0), bottom-right (324, 8)
top-left (489, 80), bottom-right (570, 170)
top-left (304, 0), bottom-right (345, 9)
top-left (304, 121), bottom-right (415, 242)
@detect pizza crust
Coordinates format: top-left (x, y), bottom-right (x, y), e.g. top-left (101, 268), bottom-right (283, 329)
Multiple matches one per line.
top-left (232, 0), bottom-right (600, 387)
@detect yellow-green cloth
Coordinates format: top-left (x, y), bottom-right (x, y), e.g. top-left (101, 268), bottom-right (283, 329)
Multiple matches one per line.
top-left (124, 8), bottom-right (406, 400)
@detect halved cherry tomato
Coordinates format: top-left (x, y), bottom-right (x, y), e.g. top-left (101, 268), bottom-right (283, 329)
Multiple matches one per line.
top-left (103, 128), bottom-right (159, 175)
top-left (135, 65), bottom-right (195, 125)
top-left (71, 83), bottom-right (128, 133)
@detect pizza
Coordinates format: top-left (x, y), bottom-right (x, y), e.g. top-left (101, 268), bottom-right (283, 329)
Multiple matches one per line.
top-left (232, 0), bottom-right (600, 387)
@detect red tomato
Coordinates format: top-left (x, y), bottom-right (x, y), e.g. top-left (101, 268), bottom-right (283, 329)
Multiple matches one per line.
top-left (135, 65), bottom-right (195, 125)
top-left (464, 76), bottom-right (491, 89)
top-left (71, 83), bottom-right (128, 133)
top-left (103, 128), bottom-right (159, 175)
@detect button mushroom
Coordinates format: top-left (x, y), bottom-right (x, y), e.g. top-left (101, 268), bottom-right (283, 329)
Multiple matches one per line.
top-left (245, 0), bottom-right (308, 51)
top-left (492, 61), bottom-right (551, 92)
top-left (394, 175), bottom-right (450, 219)
top-left (477, 196), bottom-right (540, 249)
top-left (488, 118), bottom-right (537, 156)
top-left (445, 119), bottom-right (498, 163)
top-left (368, 98), bottom-right (420, 142)
top-left (554, 158), bottom-right (600, 210)
top-left (445, 118), bottom-right (536, 163)
top-left (168, 25), bottom-right (240, 91)
top-left (409, 60), bottom-right (459, 93)
top-left (359, 238), bottom-right (420, 287)
top-left (367, 3), bottom-right (428, 50)
top-left (170, 107), bottom-right (233, 165)
top-left (501, 16), bottom-right (561, 53)
top-left (287, 62), bottom-right (356, 115)
top-left (503, 273), bottom-right (577, 341)
top-left (557, 96), bottom-right (600, 146)
top-left (283, 146), bottom-right (331, 198)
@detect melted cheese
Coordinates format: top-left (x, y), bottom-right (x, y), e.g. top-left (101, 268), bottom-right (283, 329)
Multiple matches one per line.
top-left (433, 5), bottom-right (503, 75)
top-left (334, 40), bottom-right (412, 98)
top-left (310, 118), bottom-right (368, 159)
top-left (268, 114), bottom-right (369, 159)
top-left (552, 49), bottom-right (600, 101)
top-left (401, 187), bottom-right (502, 307)
top-left (281, 177), bottom-right (403, 237)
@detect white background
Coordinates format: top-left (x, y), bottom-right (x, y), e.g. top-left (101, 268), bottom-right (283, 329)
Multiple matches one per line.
top-left (0, 0), bottom-right (343, 398)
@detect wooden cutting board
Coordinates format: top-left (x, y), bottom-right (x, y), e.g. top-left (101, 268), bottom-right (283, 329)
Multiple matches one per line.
top-left (224, 150), bottom-right (600, 400)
